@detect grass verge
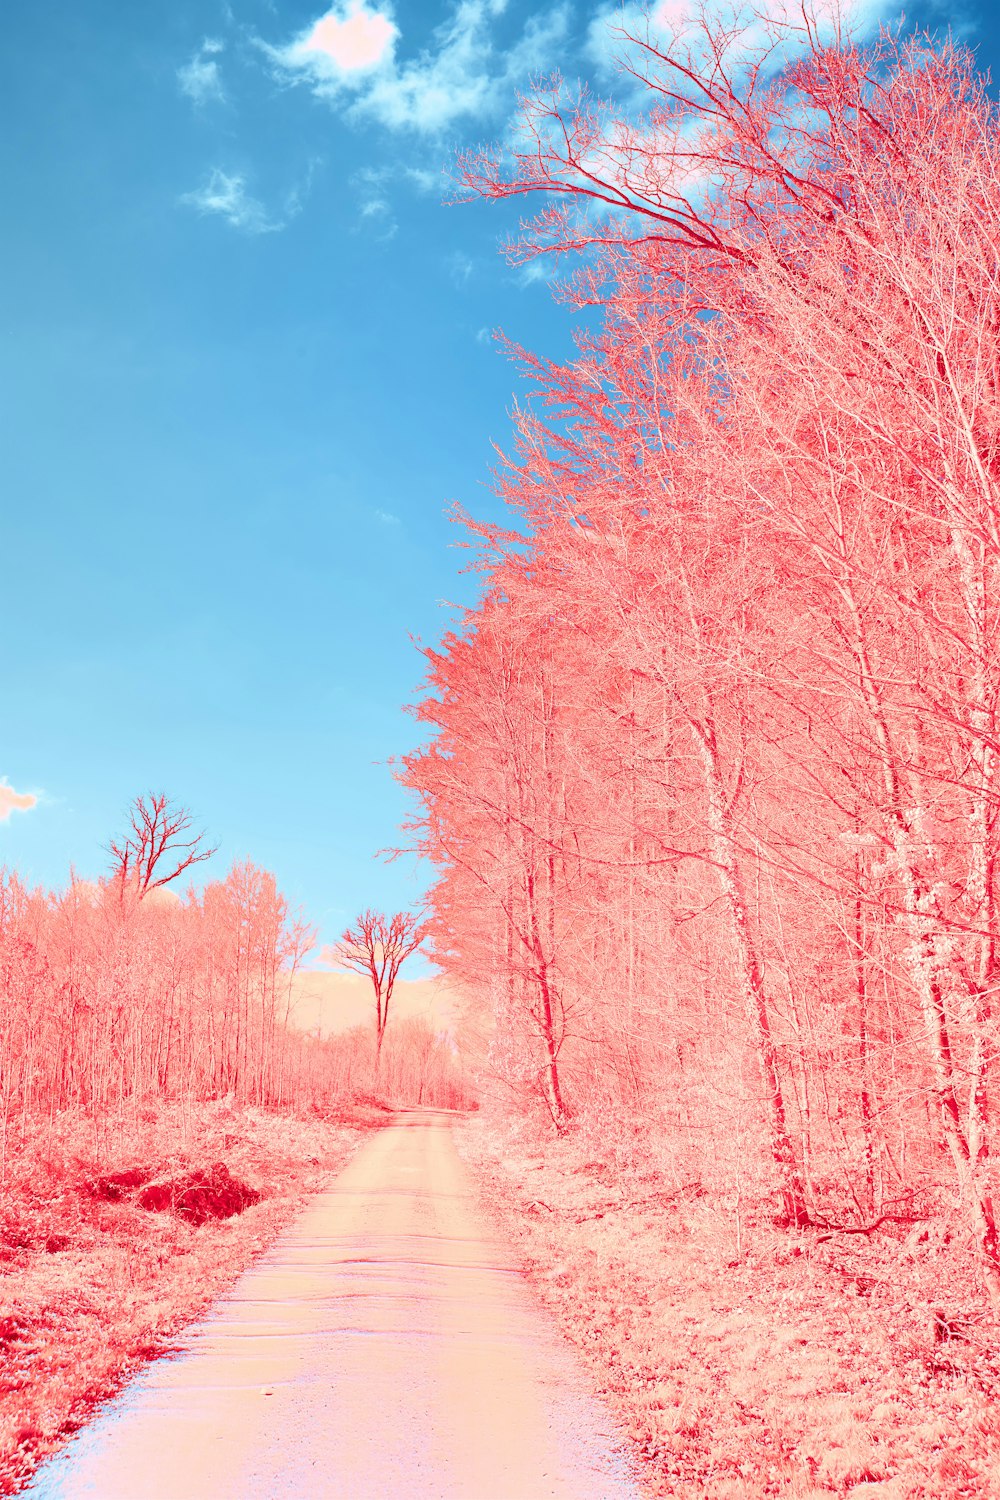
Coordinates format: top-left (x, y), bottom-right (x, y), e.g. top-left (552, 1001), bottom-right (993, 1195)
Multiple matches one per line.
top-left (0, 1098), bottom-right (387, 1494)
top-left (458, 1118), bottom-right (1000, 1499)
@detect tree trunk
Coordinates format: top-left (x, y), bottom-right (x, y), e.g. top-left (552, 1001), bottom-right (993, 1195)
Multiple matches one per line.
top-left (694, 720), bottom-right (810, 1227)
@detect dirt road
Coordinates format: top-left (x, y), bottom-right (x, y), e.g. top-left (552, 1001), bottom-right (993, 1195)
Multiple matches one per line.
top-left (24, 1111), bottom-right (642, 1499)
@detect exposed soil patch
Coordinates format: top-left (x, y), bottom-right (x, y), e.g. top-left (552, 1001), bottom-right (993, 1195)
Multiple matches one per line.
top-left (0, 1102), bottom-right (379, 1495)
top-left (137, 1163), bottom-right (260, 1225)
top-left (85, 1168), bottom-right (152, 1203)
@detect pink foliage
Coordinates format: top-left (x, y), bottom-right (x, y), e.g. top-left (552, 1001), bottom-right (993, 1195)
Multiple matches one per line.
top-left (0, 858), bottom-right (317, 1136)
top-left (405, 23), bottom-right (1000, 1298)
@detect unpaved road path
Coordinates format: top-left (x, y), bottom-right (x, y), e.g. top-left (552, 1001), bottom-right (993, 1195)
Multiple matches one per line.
top-left (25, 1110), bottom-right (643, 1499)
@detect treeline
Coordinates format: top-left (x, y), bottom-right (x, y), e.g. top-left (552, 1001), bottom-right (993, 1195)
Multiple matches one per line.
top-left (403, 24), bottom-right (1000, 1298)
top-left (0, 834), bottom-right (470, 1146)
top-left (317, 1019), bottom-right (474, 1113)
top-left (0, 862), bottom-right (323, 1125)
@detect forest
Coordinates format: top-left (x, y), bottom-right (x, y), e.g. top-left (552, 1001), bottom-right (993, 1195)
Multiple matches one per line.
top-left (396, 21), bottom-right (1000, 1487)
top-left (402, 10), bottom-right (1000, 1346)
top-left (7, 9), bottom-right (1000, 1496)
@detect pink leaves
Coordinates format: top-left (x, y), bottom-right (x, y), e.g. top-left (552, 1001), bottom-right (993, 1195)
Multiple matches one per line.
top-left (410, 19), bottom-right (1000, 1290)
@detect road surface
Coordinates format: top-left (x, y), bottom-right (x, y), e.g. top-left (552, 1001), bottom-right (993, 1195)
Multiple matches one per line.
top-left (25, 1110), bottom-right (643, 1499)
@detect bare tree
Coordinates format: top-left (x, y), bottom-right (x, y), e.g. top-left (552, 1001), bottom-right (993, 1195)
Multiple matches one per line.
top-left (331, 910), bottom-right (425, 1070)
top-left (108, 793), bottom-right (218, 899)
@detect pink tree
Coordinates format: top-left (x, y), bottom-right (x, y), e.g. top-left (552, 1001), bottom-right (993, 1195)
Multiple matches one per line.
top-left (329, 910), bottom-right (425, 1072)
top-left (448, 15), bottom-right (1000, 1291)
top-left (108, 793), bottom-right (217, 899)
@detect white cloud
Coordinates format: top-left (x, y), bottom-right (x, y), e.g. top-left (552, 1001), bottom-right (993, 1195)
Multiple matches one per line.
top-left (0, 780), bottom-right (37, 822)
top-left (266, 2), bottom-right (399, 89)
top-left (359, 0), bottom-right (505, 133)
top-left (346, 161), bottom-right (450, 232)
top-left (375, 508), bottom-right (401, 525)
top-left (179, 39), bottom-right (227, 105)
top-left (181, 169), bottom-right (282, 234)
top-left (267, 0), bottom-right (570, 135)
top-left (298, 2), bottom-right (398, 71)
top-left (498, 3), bottom-right (572, 80)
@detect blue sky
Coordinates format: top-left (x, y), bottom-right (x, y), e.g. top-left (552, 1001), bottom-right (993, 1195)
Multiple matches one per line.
top-left (1, 0), bottom-right (996, 962)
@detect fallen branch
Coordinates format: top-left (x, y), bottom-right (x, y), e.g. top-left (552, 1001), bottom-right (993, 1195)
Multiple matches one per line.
top-left (814, 1212), bottom-right (927, 1244)
top-left (572, 1182), bottom-right (702, 1224)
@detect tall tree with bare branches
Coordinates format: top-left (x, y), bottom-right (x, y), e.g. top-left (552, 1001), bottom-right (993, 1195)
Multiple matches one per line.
top-left (330, 910), bottom-right (425, 1070)
top-left (108, 793), bottom-right (218, 900)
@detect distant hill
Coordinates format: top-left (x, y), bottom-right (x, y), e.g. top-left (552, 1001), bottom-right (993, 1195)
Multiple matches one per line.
top-left (286, 969), bottom-right (461, 1040)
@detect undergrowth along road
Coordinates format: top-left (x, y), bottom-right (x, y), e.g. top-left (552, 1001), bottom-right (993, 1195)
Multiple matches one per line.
top-left (18, 1109), bottom-right (641, 1500)
top-left (458, 1118), bottom-right (1000, 1500)
top-left (0, 1098), bottom-right (387, 1495)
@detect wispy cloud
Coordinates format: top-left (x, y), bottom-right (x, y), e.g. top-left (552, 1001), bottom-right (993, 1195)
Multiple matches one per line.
top-left (266, 1), bottom-right (570, 135)
top-left (517, 257), bottom-right (556, 286)
top-left (357, 0), bottom-right (507, 134)
top-left (375, 508), bottom-right (401, 525)
top-left (352, 166), bottom-right (398, 237)
top-left (179, 38), bottom-right (227, 106)
top-left (347, 161), bottom-right (449, 233)
top-left (285, 155), bottom-right (325, 218)
top-left (587, 0), bottom-right (900, 79)
top-left (404, 166), bottom-right (441, 194)
top-left (181, 168), bottom-right (283, 234)
top-left (447, 250), bottom-right (474, 285)
top-left (0, 781), bottom-right (37, 822)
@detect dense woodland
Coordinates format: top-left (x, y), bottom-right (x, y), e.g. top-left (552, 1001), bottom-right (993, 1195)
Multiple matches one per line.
top-left (0, 859), bottom-right (315, 1131)
top-left (402, 20), bottom-right (1000, 1301)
